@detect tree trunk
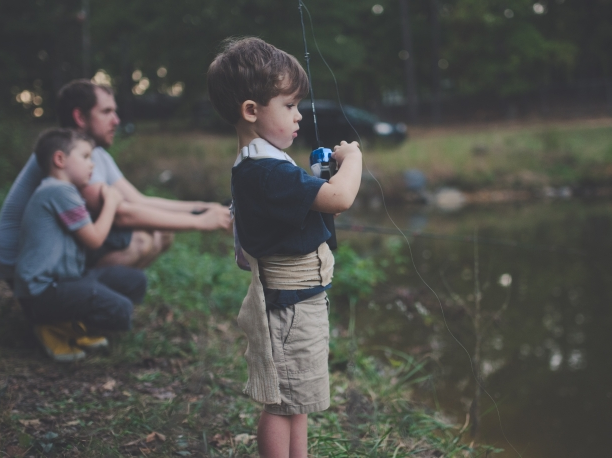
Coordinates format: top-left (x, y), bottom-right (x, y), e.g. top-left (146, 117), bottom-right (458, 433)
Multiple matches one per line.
top-left (430, 0), bottom-right (441, 124)
top-left (399, 0), bottom-right (419, 123)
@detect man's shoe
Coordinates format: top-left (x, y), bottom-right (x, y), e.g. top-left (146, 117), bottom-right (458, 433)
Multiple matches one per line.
top-left (73, 322), bottom-right (108, 350)
top-left (33, 324), bottom-right (85, 363)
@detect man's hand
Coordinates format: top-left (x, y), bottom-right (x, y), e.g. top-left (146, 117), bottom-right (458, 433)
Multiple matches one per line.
top-left (194, 205), bottom-right (232, 231)
top-left (332, 141), bottom-right (361, 166)
top-left (191, 201), bottom-right (225, 214)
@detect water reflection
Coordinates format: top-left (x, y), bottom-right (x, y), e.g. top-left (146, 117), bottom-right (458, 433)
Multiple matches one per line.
top-left (334, 201), bottom-right (612, 458)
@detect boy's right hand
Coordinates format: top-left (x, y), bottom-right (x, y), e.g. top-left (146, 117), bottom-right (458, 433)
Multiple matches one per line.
top-left (100, 184), bottom-right (124, 206)
top-left (332, 141), bottom-right (361, 166)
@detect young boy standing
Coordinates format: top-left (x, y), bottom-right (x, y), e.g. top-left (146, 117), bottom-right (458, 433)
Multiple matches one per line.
top-left (14, 129), bottom-right (147, 362)
top-left (207, 38), bottom-right (362, 457)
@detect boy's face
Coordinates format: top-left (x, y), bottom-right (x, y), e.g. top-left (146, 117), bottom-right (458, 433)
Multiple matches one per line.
top-left (254, 92), bottom-right (303, 150)
top-left (63, 140), bottom-right (94, 188)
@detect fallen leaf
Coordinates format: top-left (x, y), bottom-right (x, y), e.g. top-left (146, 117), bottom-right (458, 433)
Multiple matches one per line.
top-left (210, 433), bottom-right (230, 446)
top-left (122, 391), bottom-right (132, 397)
top-left (122, 439), bottom-right (141, 447)
top-left (18, 419), bottom-right (41, 427)
top-left (152, 390), bottom-right (175, 400)
top-left (146, 431), bottom-right (166, 443)
top-left (64, 420), bottom-right (80, 426)
top-left (234, 433), bottom-right (256, 445)
top-left (139, 447), bottom-right (152, 454)
top-left (5, 445), bottom-right (26, 457)
top-left (102, 379), bottom-right (117, 391)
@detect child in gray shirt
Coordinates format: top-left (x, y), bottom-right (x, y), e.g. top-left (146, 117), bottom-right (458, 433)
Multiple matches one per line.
top-left (15, 129), bottom-right (147, 362)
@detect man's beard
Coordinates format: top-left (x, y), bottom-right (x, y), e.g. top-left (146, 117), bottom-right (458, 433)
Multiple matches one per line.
top-left (86, 126), bottom-right (113, 149)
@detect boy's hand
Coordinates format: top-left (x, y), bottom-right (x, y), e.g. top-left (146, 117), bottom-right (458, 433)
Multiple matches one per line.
top-left (100, 184), bottom-right (123, 206)
top-left (331, 141), bottom-right (361, 166)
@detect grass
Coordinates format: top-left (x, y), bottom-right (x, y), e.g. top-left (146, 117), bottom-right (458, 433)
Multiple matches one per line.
top-left (0, 232), bottom-right (500, 457)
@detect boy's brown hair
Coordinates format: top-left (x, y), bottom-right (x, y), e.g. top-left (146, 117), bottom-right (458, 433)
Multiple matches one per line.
top-left (207, 37), bottom-right (309, 125)
top-left (34, 128), bottom-right (94, 175)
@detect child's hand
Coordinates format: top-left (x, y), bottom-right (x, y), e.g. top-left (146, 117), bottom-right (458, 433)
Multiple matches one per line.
top-left (100, 184), bottom-right (124, 206)
top-left (332, 141), bottom-right (361, 166)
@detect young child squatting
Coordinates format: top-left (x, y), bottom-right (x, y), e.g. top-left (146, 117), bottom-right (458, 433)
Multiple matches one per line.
top-left (14, 129), bottom-right (147, 362)
top-left (207, 37), bottom-right (362, 457)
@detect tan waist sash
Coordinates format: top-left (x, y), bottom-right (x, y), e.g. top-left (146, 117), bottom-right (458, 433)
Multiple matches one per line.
top-left (259, 242), bottom-right (334, 290)
top-left (237, 242), bottom-right (334, 405)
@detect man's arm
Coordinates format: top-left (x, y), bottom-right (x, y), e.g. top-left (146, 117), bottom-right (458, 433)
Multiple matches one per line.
top-left (311, 141), bottom-right (362, 214)
top-left (81, 181), bottom-right (231, 232)
top-left (74, 185), bottom-right (123, 250)
top-left (113, 178), bottom-right (215, 213)
top-left (113, 200), bottom-right (231, 231)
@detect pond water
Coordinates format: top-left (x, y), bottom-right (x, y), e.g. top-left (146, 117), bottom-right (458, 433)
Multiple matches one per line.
top-left (335, 200), bottom-right (612, 458)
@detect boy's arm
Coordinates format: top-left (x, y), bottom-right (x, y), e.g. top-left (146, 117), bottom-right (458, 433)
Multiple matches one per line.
top-left (311, 141), bottom-right (362, 214)
top-left (74, 185), bottom-right (123, 250)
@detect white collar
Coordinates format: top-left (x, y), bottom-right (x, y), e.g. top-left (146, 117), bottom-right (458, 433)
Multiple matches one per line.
top-left (233, 138), bottom-right (296, 167)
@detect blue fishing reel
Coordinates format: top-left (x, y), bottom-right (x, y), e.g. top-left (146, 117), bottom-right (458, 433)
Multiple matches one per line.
top-left (310, 147), bottom-right (337, 181)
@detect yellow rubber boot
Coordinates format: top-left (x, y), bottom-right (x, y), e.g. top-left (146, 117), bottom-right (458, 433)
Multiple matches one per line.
top-left (73, 322), bottom-right (108, 350)
top-left (33, 323), bottom-right (85, 362)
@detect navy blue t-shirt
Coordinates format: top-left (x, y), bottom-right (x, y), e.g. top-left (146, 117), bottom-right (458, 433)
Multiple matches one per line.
top-left (232, 158), bottom-right (333, 308)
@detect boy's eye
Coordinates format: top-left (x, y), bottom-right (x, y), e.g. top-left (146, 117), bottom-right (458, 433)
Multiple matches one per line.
top-left (287, 104), bottom-right (295, 108)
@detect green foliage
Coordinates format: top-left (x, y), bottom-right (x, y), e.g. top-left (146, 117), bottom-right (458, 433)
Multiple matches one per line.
top-left (1, 0), bottom-right (610, 116)
top-left (0, 121), bottom-right (31, 194)
top-left (146, 232), bottom-right (250, 315)
top-left (330, 243), bottom-right (386, 303)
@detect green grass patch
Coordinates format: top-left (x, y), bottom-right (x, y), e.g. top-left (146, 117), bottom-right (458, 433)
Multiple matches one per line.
top-left (0, 232), bottom-right (499, 456)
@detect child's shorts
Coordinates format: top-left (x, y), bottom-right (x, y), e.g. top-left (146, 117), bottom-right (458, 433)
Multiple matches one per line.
top-left (265, 292), bottom-right (330, 415)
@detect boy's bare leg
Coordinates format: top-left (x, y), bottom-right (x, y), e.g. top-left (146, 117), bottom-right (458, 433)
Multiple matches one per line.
top-left (95, 230), bottom-right (173, 269)
top-left (289, 414), bottom-right (308, 458)
top-left (257, 412), bottom-right (307, 458)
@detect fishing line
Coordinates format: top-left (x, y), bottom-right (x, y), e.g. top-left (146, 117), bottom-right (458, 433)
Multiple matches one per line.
top-left (298, 1), bottom-right (522, 455)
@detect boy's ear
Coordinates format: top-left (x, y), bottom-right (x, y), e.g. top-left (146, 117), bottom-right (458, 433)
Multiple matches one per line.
top-left (240, 100), bottom-right (258, 123)
top-left (51, 150), bottom-right (67, 169)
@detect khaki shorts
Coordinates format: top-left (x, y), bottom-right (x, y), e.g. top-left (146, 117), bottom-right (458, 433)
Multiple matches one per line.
top-left (264, 292), bottom-right (330, 415)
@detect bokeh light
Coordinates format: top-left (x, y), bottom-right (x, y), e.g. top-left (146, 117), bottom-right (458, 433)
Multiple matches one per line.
top-left (92, 69), bottom-right (112, 86)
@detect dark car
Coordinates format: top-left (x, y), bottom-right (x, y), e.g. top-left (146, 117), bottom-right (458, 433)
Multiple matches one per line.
top-left (297, 100), bottom-right (407, 149)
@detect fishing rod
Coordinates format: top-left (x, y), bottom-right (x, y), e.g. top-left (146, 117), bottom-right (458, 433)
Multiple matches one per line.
top-left (297, 2), bottom-right (522, 456)
top-left (298, 0), bottom-right (338, 248)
